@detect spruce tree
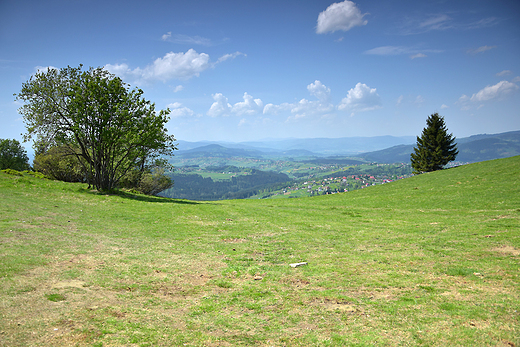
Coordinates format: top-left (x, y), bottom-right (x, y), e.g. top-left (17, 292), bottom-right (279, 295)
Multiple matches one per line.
top-left (410, 113), bottom-right (458, 174)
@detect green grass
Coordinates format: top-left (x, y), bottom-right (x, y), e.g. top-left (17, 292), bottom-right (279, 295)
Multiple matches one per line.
top-left (0, 157), bottom-right (519, 346)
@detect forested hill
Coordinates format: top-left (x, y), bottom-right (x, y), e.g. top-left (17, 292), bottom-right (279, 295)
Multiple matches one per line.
top-left (159, 169), bottom-right (291, 200)
top-left (356, 130), bottom-right (520, 164)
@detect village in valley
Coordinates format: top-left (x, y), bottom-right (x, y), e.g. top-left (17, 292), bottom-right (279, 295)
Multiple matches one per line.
top-left (162, 157), bottom-right (413, 200)
top-left (254, 168), bottom-right (411, 199)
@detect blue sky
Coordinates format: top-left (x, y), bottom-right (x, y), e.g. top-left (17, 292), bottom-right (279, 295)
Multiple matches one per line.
top-left (1, 0), bottom-right (519, 145)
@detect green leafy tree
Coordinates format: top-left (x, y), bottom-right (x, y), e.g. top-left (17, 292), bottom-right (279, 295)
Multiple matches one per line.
top-left (410, 113), bottom-right (458, 174)
top-left (0, 139), bottom-right (30, 171)
top-left (15, 65), bottom-right (176, 191)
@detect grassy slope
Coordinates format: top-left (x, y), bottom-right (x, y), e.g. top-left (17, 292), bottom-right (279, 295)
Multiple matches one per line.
top-left (0, 157), bottom-right (518, 346)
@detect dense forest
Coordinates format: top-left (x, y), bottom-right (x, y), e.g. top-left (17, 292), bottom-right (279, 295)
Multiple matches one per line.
top-left (159, 169), bottom-right (291, 200)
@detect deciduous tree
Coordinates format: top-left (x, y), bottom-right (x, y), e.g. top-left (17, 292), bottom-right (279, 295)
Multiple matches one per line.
top-left (0, 139), bottom-right (30, 171)
top-left (15, 65), bottom-right (176, 191)
top-left (410, 113), bottom-right (458, 174)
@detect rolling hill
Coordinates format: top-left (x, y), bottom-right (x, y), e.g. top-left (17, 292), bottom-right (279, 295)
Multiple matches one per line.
top-left (0, 156), bottom-right (518, 345)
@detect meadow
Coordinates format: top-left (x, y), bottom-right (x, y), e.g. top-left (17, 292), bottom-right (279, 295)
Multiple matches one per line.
top-left (0, 156), bottom-right (519, 346)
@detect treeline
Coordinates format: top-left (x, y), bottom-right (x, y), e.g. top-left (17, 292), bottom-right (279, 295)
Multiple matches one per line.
top-left (159, 169), bottom-right (291, 200)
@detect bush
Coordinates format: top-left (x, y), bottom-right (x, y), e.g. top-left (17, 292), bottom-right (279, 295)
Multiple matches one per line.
top-left (33, 146), bottom-right (87, 183)
top-left (1, 168), bottom-right (23, 176)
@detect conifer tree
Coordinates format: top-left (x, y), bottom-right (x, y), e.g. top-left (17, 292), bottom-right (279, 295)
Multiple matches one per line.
top-left (410, 113), bottom-right (458, 174)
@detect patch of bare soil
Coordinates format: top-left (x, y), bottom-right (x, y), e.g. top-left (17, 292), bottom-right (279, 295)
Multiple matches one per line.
top-left (493, 245), bottom-right (520, 256)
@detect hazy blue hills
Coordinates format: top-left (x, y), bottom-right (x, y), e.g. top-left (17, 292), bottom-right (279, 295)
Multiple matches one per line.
top-left (176, 135), bottom-right (416, 158)
top-left (174, 130), bottom-right (520, 164)
top-left (357, 130), bottom-right (520, 163)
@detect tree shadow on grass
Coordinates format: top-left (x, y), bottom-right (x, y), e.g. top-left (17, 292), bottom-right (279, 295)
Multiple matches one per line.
top-left (79, 188), bottom-right (201, 204)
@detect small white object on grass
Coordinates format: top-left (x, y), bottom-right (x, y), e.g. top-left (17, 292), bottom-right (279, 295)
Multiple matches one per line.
top-left (290, 262), bottom-right (308, 268)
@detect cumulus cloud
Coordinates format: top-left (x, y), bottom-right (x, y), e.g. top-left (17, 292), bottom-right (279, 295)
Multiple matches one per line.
top-left (207, 93), bottom-right (232, 117)
top-left (172, 85), bottom-right (184, 93)
top-left (307, 80), bottom-right (331, 102)
top-left (262, 103), bottom-right (293, 115)
top-left (338, 82), bottom-right (382, 115)
top-left (207, 92), bottom-right (263, 117)
top-left (316, 0), bottom-right (367, 34)
top-left (467, 45), bottom-right (496, 55)
top-left (105, 49), bottom-right (210, 83)
top-left (105, 49), bottom-right (244, 84)
top-left (232, 93), bottom-right (264, 116)
top-left (263, 81), bottom-right (334, 121)
top-left (167, 102), bottom-right (195, 118)
top-left (470, 81), bottom-right (518, 102)
top-left (458, 81), bottom-right (518, 110)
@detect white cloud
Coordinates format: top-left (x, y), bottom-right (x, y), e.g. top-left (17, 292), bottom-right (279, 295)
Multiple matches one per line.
top-left (263, 103), bottom-right (293, 115)
top-left (338, 82), bottom-right (382, 115)
top-left (398, 13), bottom-right (499, 35)
top-left (316, 0), bottom-right (367, 34)
top-left (441, 104), bottom-right (449, 109)
top-left (467, 45), bottom-right (496, 55)
top-left (290, 97), bottom-right (334, 120)
top-left (173, 85), bottom-right (184, 93)
top-left (161, 32), bottom-right (172, 41)
top-left (364, 46), bottom-right (441, 57)
top-left (263, 81), bottom-right (334, 121)
top-left (496, 70), bottom-right (512, 77)
top-left (396, 95), bottom-right (404, 106)
top-left (470, 81), bottom-right (518, 102)
top-left (459, 94), bottom-right (470, 103)
top-left (162, 33), bottom-right (212, 46)
top-left (410, 53), bottom-right (427, 59)
top-left (207, 92), bottom-right (263, 117)
top-left (105, 49), bottom-right (244, 85)
top-left (415, 95), bottom-right (425, 105)
top-left (419, 14), bottom-right (452, 31)
top-left (231, 93), bottom-right (263, 117)
top-left (105, 49), bottom-right (211, 83)
top-left (513, 76), bottom-right (520, 83)
top-left (307, 80), bottom-right (331, 102)
top-left (217, 51), bottom-right (246, 63)
top-left (167, 102), bottom-right (195, 118)
top-left (207, 93), bottom-right (232, 117)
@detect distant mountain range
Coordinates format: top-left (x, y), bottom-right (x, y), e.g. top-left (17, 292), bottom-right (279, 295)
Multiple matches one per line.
top-left (174, 131), bottom-right (520, 164)
top-left (176, 135), bottom-right (416, 158)
top-left (357, 130), bottom-right (520, 163)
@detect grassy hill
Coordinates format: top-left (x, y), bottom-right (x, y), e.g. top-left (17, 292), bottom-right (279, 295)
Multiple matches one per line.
top-left (0, 156), bottom-right (519, 346)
